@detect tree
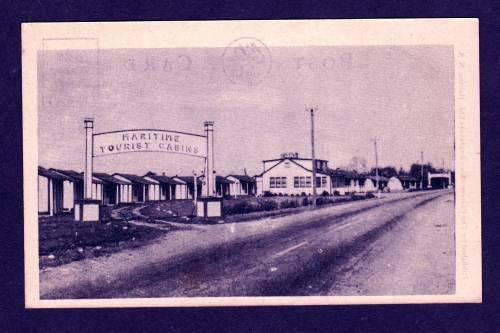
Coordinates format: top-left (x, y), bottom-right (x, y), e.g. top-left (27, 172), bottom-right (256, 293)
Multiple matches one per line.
top-left (409, 163), bottom-right (436, 188)
top-left (345, 156), bottom-right (368, 173)
top-left (370, 166), bottom-right (398, 178)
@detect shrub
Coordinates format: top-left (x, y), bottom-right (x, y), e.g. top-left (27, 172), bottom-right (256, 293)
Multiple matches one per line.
top-left (225, 201), bottom-right (253, 215)
top-left (321, 190), bottom-right (330, 197)
top-left (259, 200), bottom-right (279, 211)
top-left (301, 192), bottom-right (307, 197)
top-left (280, 200), bottom-right (300, 209)
top-left (365, 192), bottom-right (376, 199)
top-left (316, 197), bottom-right (335, 206)
top-left (333, 190), bottom-right (340, 196)
top-left (263, 191), bottom-right (273, 197)
top-left (302, 197), bottom-right (310, 206)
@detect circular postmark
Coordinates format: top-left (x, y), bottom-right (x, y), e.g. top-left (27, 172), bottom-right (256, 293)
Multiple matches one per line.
top-left (222, 37), bottom-right (272, 86)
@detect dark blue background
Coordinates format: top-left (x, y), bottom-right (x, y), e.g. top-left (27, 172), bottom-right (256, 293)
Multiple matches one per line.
top-left (1, 1), bottom-right (499, 332)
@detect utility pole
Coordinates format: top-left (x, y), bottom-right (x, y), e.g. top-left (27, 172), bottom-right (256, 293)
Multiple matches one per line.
top-left (193, 170), bottom-right (198, 206)
top-left (373, 139), bottom-right (380, 198)
top-left (420, 151), bottom-right (424, 190)
top-left (309, 107), bottom-right (317, 208)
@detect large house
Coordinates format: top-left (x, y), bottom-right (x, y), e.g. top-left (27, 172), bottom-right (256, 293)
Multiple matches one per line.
top-left (255, 153), bottom-right (332, 196)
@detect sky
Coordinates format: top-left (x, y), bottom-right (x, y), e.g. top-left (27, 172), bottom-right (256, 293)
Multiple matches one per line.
top-left (38, 45), bottom-right (454, 176)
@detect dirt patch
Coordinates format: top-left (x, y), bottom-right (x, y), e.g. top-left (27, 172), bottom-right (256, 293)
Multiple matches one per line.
top-left (39, 214), bottom-right (173, 269)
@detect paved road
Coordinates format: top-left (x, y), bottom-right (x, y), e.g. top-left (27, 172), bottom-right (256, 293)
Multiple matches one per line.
top-left (42, 190), bottom-right (454, 299)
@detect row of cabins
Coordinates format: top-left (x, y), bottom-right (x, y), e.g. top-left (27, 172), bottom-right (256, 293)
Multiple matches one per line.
top-left (38, 167), bottom-right (256, 216)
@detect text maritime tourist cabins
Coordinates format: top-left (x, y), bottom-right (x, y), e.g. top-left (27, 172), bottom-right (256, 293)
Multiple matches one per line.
top-left (38, 151), bottom-right (454, 217)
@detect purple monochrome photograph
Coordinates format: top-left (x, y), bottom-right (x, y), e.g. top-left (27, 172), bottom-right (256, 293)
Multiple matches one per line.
top-left (22, 20), bottom-right (480, 307)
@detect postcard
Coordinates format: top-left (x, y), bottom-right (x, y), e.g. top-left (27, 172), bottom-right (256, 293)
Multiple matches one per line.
top-left (22, 19), bottom-right (481, 307)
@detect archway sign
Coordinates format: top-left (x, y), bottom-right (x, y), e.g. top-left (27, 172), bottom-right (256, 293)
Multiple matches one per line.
top-left (75, 118), bottom-right (220, 222)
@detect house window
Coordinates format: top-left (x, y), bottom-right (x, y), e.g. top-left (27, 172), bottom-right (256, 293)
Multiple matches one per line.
top-left (294, 176), bottom-right (313, 188)
top-left (280, 177), bottom-right (287, 188)
top-left (270, 177), bottom-right (286, 188)
top-left (316, 176), bottom-right (327, 188)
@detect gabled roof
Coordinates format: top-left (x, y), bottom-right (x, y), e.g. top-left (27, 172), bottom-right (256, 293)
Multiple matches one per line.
top-left (50, 169), bottom-right (106, 184)
top-left (145, 174), bottom-right (183, 185)
top-left (256, 159), bottom-right (330, 177)
top-left (226, 175), bottom-right (255, 183)
top-left (287, 159), bottom-right (330, 176)
top-left (216, 175), bottom-right (234, 184)
top-left (49, 168), bottom-right (82, 181)
top-left (38, 166), bottom-right (73, 181)
top-left (93, 172), bottom-right (129, 185)
top-left (113, 173), bottom-right (155, 185)
top-left (174, 176), bottom-right (203, 186)
top-left (262, 157), bottom-right (328, 163)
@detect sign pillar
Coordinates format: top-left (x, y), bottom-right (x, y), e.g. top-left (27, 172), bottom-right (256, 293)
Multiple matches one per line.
top-left (204, 121), bottom-right (215, 197)
top-left (74, 117), bottom-right (100, 222)
top-left (84, 118), bottom-right (94, 199)
top-left (197, 121), bottom-right (223, 218)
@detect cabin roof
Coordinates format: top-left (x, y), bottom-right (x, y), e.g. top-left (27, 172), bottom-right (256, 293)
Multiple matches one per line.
top-left (113, 173), bottom-right (155, 185)
top-left (226, 175), bottom-right (255, 183)
top-left (93, 172), bottom-right (129, 185)
top-left (145, 174), bottom-right (184, 185)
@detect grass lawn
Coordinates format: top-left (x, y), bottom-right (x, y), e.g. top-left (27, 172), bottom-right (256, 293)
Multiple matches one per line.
top-left (38, 214), bottom-right (172, 269)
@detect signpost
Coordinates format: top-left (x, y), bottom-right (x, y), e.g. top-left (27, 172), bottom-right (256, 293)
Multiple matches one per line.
top-left (76, 119), bottom-right (222, 222)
